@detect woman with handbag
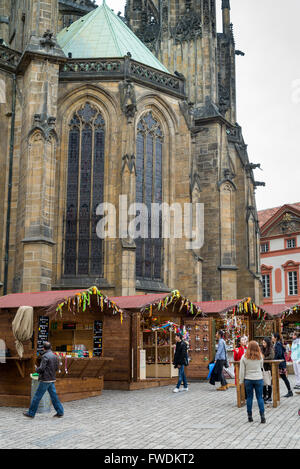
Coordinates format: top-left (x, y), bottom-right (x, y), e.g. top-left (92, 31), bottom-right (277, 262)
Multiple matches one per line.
top-left (272, 333), bottom-right (293, 398)
top-left (261, 337), bottom-right (274, 403)
top-left (209, 330), bottom-right (228, 391)
top-left (239, 341), bottom-right (266, 423)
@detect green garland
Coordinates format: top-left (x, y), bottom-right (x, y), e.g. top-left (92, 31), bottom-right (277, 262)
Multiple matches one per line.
top-left (142, 290), bottom-right (202, 317)
top-left (55, 286), bottom-right (123, 320)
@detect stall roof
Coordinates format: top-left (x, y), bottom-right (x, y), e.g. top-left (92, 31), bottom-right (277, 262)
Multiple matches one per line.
top-left (109, 293), bottom-right (174, 310)
top-left (195, 298), bottom-right (272, 320)
top-left (194, 299), bottom-right (244, 314)
top-left (0, 290), bottom-right (169, 311)
top-left (0, 289), bottom-right (202, 317)
top-left (260, 304), bottom-right (293, 317)
top-left (0, 290), bottom-right (85, 309)
top-left (264, 303), bottom-right (300, 319)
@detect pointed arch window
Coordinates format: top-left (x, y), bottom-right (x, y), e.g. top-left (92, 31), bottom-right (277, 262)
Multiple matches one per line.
top-left (135, 111), bottom-right (163, 280)
top-left (64, 102), bottom-right (105, 277)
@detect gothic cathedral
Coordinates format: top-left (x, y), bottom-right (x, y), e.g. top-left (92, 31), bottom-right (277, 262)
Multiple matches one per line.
top-left (0, 0), bottom-right (262, 302)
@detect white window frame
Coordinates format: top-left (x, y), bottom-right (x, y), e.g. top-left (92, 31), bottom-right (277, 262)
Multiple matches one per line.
top-left (288, 271), bottom-right (298, 296)
top-left (262, 274), bottom-right (271, 298)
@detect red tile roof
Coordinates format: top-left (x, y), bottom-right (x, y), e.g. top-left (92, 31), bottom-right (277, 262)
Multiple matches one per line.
top-left (258, 202), bottom-right (300, 228)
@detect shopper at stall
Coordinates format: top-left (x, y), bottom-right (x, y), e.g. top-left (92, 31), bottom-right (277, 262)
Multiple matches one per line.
top-left (261, 337), bottom-right (275, 403)
top-left (234, 337), bottom-right (246, 362)
top-left (233, 337), bottom-right (246, 385)
top-left (173, 333), bottom-right (189, 393)
top-left (239, 340), bottom-right (266, 423)
top-left (291, 331), bottom-right (300, 389)
top-left (209, 330), bottom-right (228, 391)
top-left (23, 341), bottom-right (64, 419)
top-left (272, 332), bottom-right (293, 398)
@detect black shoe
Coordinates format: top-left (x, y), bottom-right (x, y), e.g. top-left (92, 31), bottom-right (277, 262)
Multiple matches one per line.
top-left (284, 391), bottom-right (293, 398)
top-left (260, 413), bottom-right (266, 424)
top-left (23, 412), bottom-right (34, 419)
top-left (248, 413), bottom-right (253, 422)
top-left (53, 413), bottom-right (64, 418)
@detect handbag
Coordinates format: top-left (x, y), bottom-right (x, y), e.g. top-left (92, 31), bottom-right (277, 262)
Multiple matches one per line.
top-left (224, 347), bottom-right (229, 369)
top-left (262, 369), bottom-right (272, 386)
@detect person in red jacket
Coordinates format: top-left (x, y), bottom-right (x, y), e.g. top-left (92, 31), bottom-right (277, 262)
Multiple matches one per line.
top-left (234, 336), bottom-right (246, 361)
top-left (234, 337), bottom-right (246, 385)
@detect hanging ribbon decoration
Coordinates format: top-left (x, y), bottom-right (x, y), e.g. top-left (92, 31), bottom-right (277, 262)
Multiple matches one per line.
top-left (54, 286), bottom-right (124, 324)
top-left (141, 290), bottom-right (203, 317)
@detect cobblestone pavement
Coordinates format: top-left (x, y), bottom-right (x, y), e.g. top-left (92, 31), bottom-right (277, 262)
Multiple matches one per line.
top-left (0, 376), bottom-right (299, 449)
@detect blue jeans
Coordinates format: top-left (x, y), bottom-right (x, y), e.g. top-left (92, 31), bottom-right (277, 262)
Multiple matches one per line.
top-left (244, 379), bottom-right (265, 415)
top-left (176, 365), bottom-right (188, 389)
top-left (28, 382), bottom-right (64, 417)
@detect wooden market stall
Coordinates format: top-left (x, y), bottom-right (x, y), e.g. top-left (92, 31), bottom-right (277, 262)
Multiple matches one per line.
top-left (196, 298), bottom-right (276, 351)
top-left (0, 287), bottom-right (123, 407)
top-left (276, 303), bottom-right (300, 347)
top-left (104, 290), bottom-right (209, 390)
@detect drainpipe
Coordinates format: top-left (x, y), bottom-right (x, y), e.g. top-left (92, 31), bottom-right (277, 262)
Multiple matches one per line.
top-left (3, 73), bottom-right (16, 295)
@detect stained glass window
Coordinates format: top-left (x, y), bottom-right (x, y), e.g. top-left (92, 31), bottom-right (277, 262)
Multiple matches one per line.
top-left (135, 112), bottom-right (163, 280)
top-left (64, 102), bottom-right (105, 277)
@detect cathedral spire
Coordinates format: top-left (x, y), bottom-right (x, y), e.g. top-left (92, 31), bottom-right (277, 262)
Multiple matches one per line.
top-left (222, 0), bottom-right (231, 35)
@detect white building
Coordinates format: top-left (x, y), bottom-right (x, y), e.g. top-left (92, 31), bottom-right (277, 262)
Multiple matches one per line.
top-left (258, 203), bottom-right (300, 305)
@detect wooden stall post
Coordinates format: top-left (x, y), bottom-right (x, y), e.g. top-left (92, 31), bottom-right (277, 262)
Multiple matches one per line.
top-left (268, 360), bottom-right (283, 408)
top-left (234, 360), bottom-right (283, 409)
top-left (233, 362), bottom-right (246, 408)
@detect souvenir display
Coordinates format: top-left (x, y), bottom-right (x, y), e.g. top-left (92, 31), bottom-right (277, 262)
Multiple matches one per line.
top-left (185, 319), bottom-right (210, 366)
top-left (280, 304), bottom-right (300, 346)
top-left (37, 316), bottom-right (49, 355)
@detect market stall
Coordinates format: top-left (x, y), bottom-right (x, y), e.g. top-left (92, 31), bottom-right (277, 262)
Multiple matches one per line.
top-left (104, 290), bottom-right (208, 389)
top-left (0, 287), bottom-right (122, 407)
top-left (213, 298), bottom-right (274, 348)
top-left (194, 298), bottom-right (275, 369)
top-left (277, 303), bottom-right (300, 347)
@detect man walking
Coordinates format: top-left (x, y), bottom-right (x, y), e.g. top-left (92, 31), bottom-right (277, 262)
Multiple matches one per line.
top-left (23, 342), bottom-right (64, 418)
top-left (173, 332), bottom-right (189, 393)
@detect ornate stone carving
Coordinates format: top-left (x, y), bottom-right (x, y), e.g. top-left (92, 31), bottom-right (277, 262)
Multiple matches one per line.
top-left (40, 30), bottom-right (56, 49)
top-left (179, 100), bottom-right (194, 129)
top-left (0, 44), bottom-right (21, 71)
top-left (119, 79), bottom-right (137, 122)
top-left (122, 154), bottom-right (136, 174)
top-left (280, 213), bottom-right (300, 234)
top-left (172, 9), bottom-right (202, 44)
top-left (218, 83), bottom-right (230, 116)
top-left (29, 113), bottom-right (57, 142)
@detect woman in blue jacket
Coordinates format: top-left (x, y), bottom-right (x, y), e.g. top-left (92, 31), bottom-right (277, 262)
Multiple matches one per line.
top-left (272, 333), bottom-right (293, 398)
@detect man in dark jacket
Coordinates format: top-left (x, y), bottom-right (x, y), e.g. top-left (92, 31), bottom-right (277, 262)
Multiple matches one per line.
top-left (173, 333), bottom-right (189, 393)
top-left (23, 342), bottom-right (64, 418)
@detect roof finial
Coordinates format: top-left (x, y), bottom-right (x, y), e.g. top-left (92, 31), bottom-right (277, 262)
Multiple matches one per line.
top-left (222, 0), bottom-right (231, 9)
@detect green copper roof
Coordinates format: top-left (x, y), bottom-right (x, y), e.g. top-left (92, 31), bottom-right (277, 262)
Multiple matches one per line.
top-left (57, 0), bottom-right (169, 73)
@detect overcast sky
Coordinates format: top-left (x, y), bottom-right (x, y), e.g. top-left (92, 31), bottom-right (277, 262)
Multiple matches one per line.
top-left (98, 0), bottom-right (300, 211)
